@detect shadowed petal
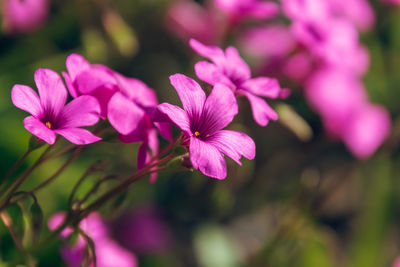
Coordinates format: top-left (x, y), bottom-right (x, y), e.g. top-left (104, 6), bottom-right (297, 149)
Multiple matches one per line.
top-left (243, 92), bottom-right (278, 126)
top-left (156, 103), bottom-right (191, 134)
top-left (108, 92), bottom-right (145, 135)
top-left (169, 74), bottom-right (206, 120)
top-left (55, 128), bottom-right (101, 145)
top-left (154, 122), bottom-right (172, 141)
top-left (194, 61), bottom-right (235, 88)
top-left (189, 39), bottom-right (225, 66)
top-left (65, 53), bottom-right (90, 81)
top-left (207, 130), bottom-right (255, 165)
top-left (62, 72), bottom-right (79, 98)
top-left (190, 137), bottom-right (227, 179)
top-left (34, 68), bottom-right (67, 117)
top-left (201, 83), bottom-right (238, 133)
top-left (240, 77), bottom-right (281, 98)
top-left (23, 116), bottom-right (56, 144)
top-left (74, 68), bottom-right (117, 95)
top-left (59, 95), bottom-right (100, 128)
top-left (114, 74), bottom-right (158, 107)
top-left (224, 47), bottom-right (251, 81)
top-left (11, 85), bottom-right (43, 117)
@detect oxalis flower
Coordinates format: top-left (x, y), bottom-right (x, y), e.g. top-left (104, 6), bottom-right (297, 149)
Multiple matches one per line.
top-left (11, 68), bottom-right (101, 145)
top-left (156, 74), bottom-right (255, 179)
top-left (189, 38), bottom-right (284, 126)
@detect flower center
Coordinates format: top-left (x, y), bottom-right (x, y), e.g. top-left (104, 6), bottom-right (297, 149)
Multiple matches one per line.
top-left (193, 131), bottom-right (210, 139)
top-left (45, 121), bottom-right (52, 129)
top-left (194, 131), bottom-right (200, 137)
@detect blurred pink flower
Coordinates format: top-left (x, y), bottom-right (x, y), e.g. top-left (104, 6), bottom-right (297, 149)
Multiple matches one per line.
top-left (49, 212), bottom-right (137, 267)
top-left (166, 0), bottom-right (220, 44)
top-left (156, 74), bottom-right (255, 179)
top-left (239, 24), bottom-right (296, 59)
top-left (2, 0), bottom-right (49, 34)
top-left (111, 205), bottom-right (172, 254)
top-left (214, 0), bottom-right (279, 23)
top-left (11, 68), bottom-right (101, 145)
top-left (190, 39), bottom-right (282, 126)
top-left (305, 68), bottom-right (391, 158)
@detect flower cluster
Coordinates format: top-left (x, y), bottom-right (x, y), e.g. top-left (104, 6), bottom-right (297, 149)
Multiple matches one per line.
top-left (167, 0), bottom-right (392, 159)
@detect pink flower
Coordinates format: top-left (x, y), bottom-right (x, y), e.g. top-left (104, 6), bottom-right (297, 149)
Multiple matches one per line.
top-left (48, 212), bottom-right (137, 267)
top-left (63, 54), bottom-right (119, 119)
top-left (2, 0), bottom-right (49, 34)
top-left (11, 69), bottom-right (101, 145)
top-left (214, 0), bottom-right (279, 23)
top-left (190, 38), bottom-right (282, 126)
top-left (156, 74), bottom-right (255, 179)
top-left (165, 0), bottom-right (220, 44)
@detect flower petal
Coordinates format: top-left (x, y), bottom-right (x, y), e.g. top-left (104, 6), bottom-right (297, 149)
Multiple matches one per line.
top-left (108, 92), bottom-right (145, 135)
top-left (74, 68), bottom-right (117, 95)
top-left (34, 68), bottom-right (67, 117)
top-left (207, 130), bottom-right (255, 165)
top-left (58, 95), bottom-right (100, 128)
top-left (240, 77), bottom-right (281, 98)
top-left (169, 74), bottom-right (206, 121)
top-left (155, 103), bottom-right (191, 134)
top-left (189, 38), bottom-right (226, 66)
top-left (189, 137), bottom-right (227, 179)
top-left (62, 72), bottom-right (79, 98)
top-left (65, 53), bottom-right (90, 81)
top-left (23, 116), bottom-right (56, 145)
top-left (11, 85), bottom-right (43, 117)
top-left (200, 83), bottom-right (238, 133)
top-left (55, 128), bottom-right (101, 145)
top-left (243, 92), bottom-right (278, 126)
top-left (224, 46), bottom-right (251, 82)
top-left (194, 61), bottom-right (235, 88)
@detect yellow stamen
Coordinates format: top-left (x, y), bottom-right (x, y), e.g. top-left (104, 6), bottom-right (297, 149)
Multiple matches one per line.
top-left (194, 131), bottom-right (200, 137)
top-left (45, 122), bottom-right (52, 129)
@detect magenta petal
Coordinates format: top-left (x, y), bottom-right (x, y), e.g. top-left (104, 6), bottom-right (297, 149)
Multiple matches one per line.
top-left (224, 47), bottom-right (251, 81)
top-left (202, 83), bottom-right (238, 133)
top-left (59, 95), bottom-right (100, 128)
top-left (11, 85), bottom-right (43, 117)
top-left (34, 68), bottom-right (67, 117)
top-left (55, 128), bottom-right (101, 145)
top-left (156, 103), bottom-right (191, 134)
top-left (240, 77), bottom-right (281, 98)
top-left (169, 74), bottom-right (206, 120)
top-left (189, 39), bottom-right (226, 66)
top-left (137, 142), bottom-right (149, 170)
top-left (189, 137), bottom-right (227, 179)
top-left (247, 2), bottom-right (279, 19)
top-left (154, 122), bottom-right (172, 141)
top-left (114, 74), bottom-right (158, 107)
top-left (62, 72), bottom-right (79, 98)
top-left (207, 130), bottom-right (255, 165)
top-left (23, 116), bottom-right (56, 145)
top-left (108, 92), bottom-right (145, 135)
top-left (243, 92), bottom-right (278, 126)
top-left (74, 68), bottom-right (117, 95)
top-left (194, 61), bottom-right (235, 88)
top-left (65, 54), bottom-right (90, 81)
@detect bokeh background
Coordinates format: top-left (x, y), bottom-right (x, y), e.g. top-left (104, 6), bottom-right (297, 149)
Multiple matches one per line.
top-left (0, 0), bottom-right (400, 266)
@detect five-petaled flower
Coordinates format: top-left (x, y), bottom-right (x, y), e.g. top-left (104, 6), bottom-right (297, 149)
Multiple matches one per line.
top-left (11, 68), bottom-right (102, 145)
top-left (156, 74), bottom-right (255, 179)
top-left (190, 38), bottom-right (283, 126)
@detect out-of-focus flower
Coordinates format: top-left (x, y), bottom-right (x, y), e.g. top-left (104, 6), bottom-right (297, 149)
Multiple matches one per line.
top-left (11, 69), bottom-right (101, 145)
top-left (63, 54), bottom-right (118, 119)
top-left (214, 0), bottom-right (279, 24)
top-left (156, 74), bottom-right (255, 179)
top-left (166, 0), bottom-right (220, 44)
top-left (111, 205), bottom-right (172, 254)
top-left (190, 39), bottom-right (282, 126)
top-left (239, 24), bottom-right (296, 59)
top-left (49, 212), bottom-right (137, 267)
top-left (2, 0), bottom-right (49, 34)
top-left (384, 0), bottom-right (400, 5)
top-left (305, 68), bottom-right (391, 158)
